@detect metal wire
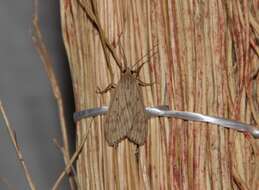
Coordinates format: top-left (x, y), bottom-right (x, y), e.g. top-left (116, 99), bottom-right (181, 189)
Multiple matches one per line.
top-left (74, 106), bottom-right (259, 139)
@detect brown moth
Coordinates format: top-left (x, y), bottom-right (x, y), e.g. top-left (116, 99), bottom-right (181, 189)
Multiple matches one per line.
top-left (78, 0), bottom-right (154, 146)
top-left (104, 66), bottom-right (149, 146)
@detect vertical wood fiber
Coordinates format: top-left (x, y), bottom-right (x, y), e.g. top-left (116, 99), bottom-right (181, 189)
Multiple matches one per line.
top-left (60, 0), bottom-right (259, 189)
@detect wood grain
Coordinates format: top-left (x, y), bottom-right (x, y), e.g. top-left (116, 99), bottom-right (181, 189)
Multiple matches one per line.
top-left (60, 0), bottom-right (259, 189)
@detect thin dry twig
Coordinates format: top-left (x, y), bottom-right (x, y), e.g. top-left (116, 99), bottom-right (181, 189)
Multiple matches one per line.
top-left (52, 139), bottom-right (78, 186)
top-left (78, 0), bottom-right (115, 83)
top-left (0, 101), bottom-right (36, 190)
top-left (52, 119), bottom-right (94, 190)
top-left (77, 0), bottom-right (123, 71)
top-left (0, 177), bottom-right (16, 190)
top-left (31, 1), bottom-right (76, 190)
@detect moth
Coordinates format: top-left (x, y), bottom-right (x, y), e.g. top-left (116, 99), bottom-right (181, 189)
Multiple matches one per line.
top-left (78, 0), bottom-right (155, 146)
top-left (104, 65), bottom-right (150, 146)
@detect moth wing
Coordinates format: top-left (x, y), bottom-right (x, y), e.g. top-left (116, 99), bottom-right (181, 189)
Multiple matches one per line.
top-left (126, 81), bottom-right (148, 146)
top-left (104, 79), bottom-right (132, 146)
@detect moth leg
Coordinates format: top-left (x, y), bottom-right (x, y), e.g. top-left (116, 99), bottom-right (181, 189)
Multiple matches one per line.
top-left (134, 145), bottom-right (140, 164)
top-left (137, 79), bottom-right (154, 87)
top-left (96, 83), bottom-right (116, 94)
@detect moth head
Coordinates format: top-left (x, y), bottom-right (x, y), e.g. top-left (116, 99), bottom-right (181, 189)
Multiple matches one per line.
top-left (130, 60), bottom-right (147, 77)
top-left (119, 44), bottom-right (158, 79)
top-left (121, 66), bottom-right (141, 79)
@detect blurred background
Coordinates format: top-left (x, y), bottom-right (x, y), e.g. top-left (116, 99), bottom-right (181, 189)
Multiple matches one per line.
top-left (0, 0), bottom-right (74, 189)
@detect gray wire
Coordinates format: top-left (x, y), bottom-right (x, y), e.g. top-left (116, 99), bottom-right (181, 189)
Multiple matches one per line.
top-left (74, 106), bottom-right (259, 139)
top-left (73, 105), bottom-right (170, 121)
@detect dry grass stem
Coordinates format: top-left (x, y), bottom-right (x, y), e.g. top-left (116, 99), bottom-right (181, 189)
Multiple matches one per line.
top-left (52, 119), bottom-right (93, 190)
top-left (0, 177), bottom-right (16, 190)
top-left (52, 139), bottom-right (78, 185)
top-left (77, 0), bottom-right (123, 72)
top-left (32, 0), bottom-right (76, 189)
top-left (0, 101), bottom-right (36, 190)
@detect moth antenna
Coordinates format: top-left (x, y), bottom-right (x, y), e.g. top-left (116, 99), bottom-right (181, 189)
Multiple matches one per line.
top-left (131, 43), bottom-right (159, 70)
top-left (132, 49), bottom-right (158, 75)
